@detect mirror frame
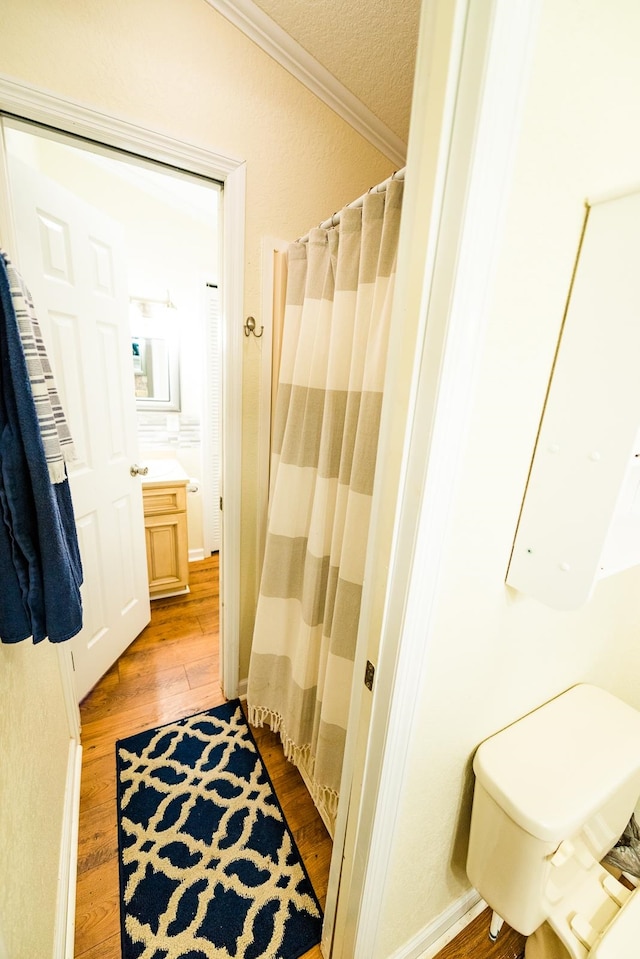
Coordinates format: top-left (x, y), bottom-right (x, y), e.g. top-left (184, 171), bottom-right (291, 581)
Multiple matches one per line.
top-left (133, 333), bottom-right (181, 412)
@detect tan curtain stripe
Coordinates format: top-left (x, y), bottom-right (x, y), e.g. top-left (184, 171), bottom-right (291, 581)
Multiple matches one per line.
top-left (313, 721), bottom-right (347, 792)
top-left (260, 535), bottom-right (330, 625)
top-left (259, 538), bottom-right (364, 663)
top-left (274, 386), bottom-right (383, 495)
top-left (249, 653), bottom-right (318, 744)
top-left (343, 391), bottom-right (383, 492)
top-left (326, 577), bottom-right (363, 659)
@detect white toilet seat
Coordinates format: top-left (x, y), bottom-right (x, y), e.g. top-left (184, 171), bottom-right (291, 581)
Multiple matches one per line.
top-left (527, 856), bottom-right (639, 959)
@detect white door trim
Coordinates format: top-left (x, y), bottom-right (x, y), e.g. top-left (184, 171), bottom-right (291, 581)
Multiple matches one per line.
top-left (255, 237), bottom-right (289, 582)
top-left (0, 128), bottom-right (83, 959)
top-left (219, 160), bottom-right (245, 699)
top-left (0, 118), bottom-right (16, 250)
top-left (0, 74), bottom-right (242, 175)
top-left (0, 74), bottom-right (244, 700)
top-left (53, 739), bottom-right (83, 959)
top-left (331, 0), bottom-right (542, 956)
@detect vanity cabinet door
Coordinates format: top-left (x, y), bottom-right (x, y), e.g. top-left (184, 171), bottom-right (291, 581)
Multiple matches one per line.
top-left (144, 513), bottom-right (189, 595)
top-left (143, 481), bottom-right (189, 596)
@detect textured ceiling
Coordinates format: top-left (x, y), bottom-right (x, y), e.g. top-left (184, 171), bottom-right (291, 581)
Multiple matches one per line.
top-left (250, 0), bottom-right (421, 145)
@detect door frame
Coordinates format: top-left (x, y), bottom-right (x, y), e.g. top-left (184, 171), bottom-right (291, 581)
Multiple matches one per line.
top-left (0, 75), bottom-right (244, 703)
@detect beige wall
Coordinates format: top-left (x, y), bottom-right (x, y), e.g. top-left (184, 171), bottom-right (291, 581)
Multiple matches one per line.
top-left (0, 1), bottom-right (392, 953)
top-left (0, 0), bottom-right (392, 677)
top-left (374, 0), bottom-right (640, 954)
top-left (0, 643), bottom-right (70, 957)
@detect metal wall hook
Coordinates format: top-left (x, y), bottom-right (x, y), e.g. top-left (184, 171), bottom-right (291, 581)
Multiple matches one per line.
top-left (244, 316), bottom-right (263, 338)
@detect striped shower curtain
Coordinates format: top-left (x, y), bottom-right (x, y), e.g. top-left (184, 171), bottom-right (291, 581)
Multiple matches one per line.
top-left (247, 178), bottom-right (404, 833)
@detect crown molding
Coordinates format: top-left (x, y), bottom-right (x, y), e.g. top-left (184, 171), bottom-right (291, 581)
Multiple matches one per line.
top-left (204, 0), bottom-right (407, 167)
top-left (0, 74), bottom-right (242, 177)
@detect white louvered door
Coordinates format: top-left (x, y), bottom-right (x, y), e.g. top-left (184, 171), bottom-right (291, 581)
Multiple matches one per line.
top-left (7, 158), bottom-right (150, 700)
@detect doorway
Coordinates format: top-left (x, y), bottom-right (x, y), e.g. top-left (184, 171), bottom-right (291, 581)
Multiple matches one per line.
top-left (0, 105), bottom-right (244, 701)
top-left (5, 122), bottom-right (222, 557)
top-left (3, 119), bottom-right (223, 697)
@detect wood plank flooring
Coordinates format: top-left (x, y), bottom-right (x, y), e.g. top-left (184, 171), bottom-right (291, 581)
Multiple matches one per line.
top-left (74, 553), bottom-right (526, 959)
top-left (435, 910), bottom-right (525, 959)
top-left (74, 554), bottom-right (331, 959)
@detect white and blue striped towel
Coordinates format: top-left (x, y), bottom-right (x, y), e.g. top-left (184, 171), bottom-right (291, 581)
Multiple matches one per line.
top-left (1, 250), bottom-right (76, 483)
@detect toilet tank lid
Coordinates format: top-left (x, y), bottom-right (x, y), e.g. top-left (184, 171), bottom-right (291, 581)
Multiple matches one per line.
top-left (473, 685), bottom-right (640, 843)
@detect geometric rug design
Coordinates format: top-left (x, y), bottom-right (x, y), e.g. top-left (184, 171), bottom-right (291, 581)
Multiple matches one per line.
top-left (116, 700), bottom-right (323, 959)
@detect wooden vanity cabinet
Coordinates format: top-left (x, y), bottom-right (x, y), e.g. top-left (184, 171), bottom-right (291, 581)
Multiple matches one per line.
top-left (142, 479), bottom-right (189, 597)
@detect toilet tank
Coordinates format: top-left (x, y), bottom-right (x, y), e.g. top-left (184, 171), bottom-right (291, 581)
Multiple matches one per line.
top-left (467, 685), bottom-right (640, 935)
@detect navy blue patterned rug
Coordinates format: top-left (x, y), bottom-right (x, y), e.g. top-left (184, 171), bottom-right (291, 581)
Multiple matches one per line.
top-left (116, 700), bottom-right (323, 959)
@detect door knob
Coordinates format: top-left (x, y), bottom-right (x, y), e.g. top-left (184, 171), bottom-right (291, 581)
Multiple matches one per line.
top-left (130, 464), bottom-right (149, 477)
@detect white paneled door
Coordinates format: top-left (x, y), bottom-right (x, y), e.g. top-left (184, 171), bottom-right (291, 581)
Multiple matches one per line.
top-left (7, 158), bottom-right (150, 700)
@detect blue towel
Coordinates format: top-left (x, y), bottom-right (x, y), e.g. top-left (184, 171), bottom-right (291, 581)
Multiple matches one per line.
top-left (0, 255), bottom-right (83, 644)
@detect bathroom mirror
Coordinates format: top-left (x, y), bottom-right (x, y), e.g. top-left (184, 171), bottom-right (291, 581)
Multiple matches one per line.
top-left (130, 298), bottom-right (181, 411)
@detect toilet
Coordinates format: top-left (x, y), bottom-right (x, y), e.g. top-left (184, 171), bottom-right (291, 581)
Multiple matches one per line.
top-left (467, 684), bottom-right (640, 958)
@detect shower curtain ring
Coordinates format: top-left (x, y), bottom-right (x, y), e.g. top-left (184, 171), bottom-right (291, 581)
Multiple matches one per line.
top-left (244, 316), bottom-right (264, 338)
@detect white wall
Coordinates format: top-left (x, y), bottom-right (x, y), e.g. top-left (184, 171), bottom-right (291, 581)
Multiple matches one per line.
top-left (373, 1), bottom-right (640, 953)
top-left (0, 644), bottom-right (70, 957)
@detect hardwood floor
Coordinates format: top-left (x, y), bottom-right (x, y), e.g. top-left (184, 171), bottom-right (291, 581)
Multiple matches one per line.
top-left (74, 554), bottom-right (331, 959)
top-left (434, 910), bottom-right (525, 959)
top-left (74, 553), bottom-right (526, 959)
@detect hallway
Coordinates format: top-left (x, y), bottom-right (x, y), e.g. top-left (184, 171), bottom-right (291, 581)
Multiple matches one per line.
top-left (74, 555), bottom-right (332, 958)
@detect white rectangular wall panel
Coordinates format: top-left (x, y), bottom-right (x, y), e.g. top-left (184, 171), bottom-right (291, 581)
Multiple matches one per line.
top-left (507, 189), bottom-right (640, 609)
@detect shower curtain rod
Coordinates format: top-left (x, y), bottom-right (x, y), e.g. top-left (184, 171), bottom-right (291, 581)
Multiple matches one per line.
top-left (298, 167), bottom-right (406, 243)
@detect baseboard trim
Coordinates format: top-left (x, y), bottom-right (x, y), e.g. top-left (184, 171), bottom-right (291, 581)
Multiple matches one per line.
top-left (237, 677), bottom-right (248, 700)
top-left (150, 585), bottom-right (190, 601)
top-left (295, 755), bottom-right (335, 838)
top-left (189, 548), bottom-right (206, 562)
top-left (387, 890), bottom-right (485, 959)
top-left (54, 739), bottom-right (82, 959)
